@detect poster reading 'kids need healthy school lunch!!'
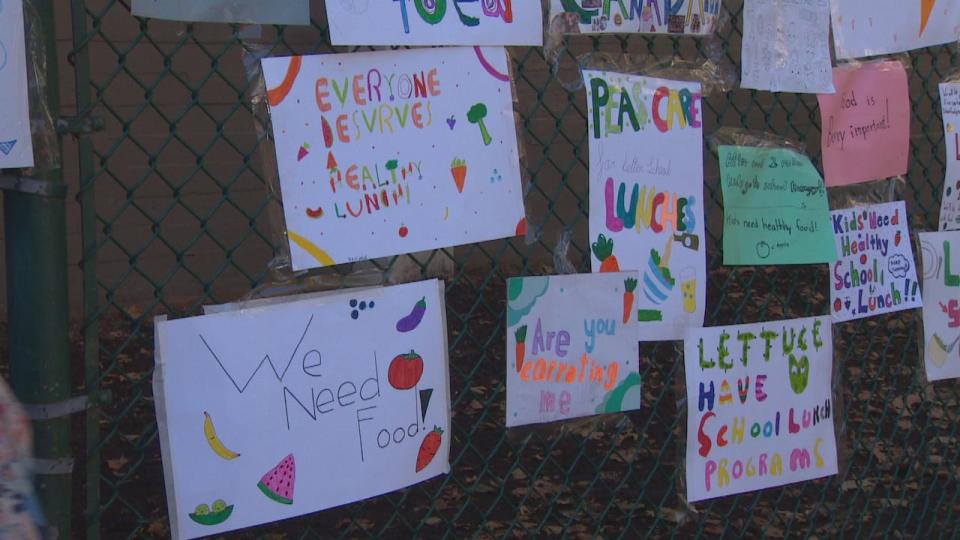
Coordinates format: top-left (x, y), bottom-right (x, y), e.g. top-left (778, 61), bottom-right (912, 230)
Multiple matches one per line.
top-left (154, 280), bottom-right (451, 539)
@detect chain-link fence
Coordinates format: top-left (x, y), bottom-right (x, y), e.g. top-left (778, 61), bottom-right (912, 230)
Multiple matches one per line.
top-left (52, 0), bottom-right (960, 537)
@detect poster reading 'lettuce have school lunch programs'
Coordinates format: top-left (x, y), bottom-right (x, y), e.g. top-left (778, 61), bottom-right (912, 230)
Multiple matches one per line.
top-left (549, 0), bottom-right (722, 35)
top-left (584, 70), bottom-right (706, 341)
top-left (920, 231), bottom-right (960, 381)
top-left (262, 47), bottom-right (525, 271)
top-left (506, 273), bottom-right (641, 427)
top-left (325, 0), bottom-right (543, 46)
top-left (154, 280), bottom-right (451, 539)
top-left (830, 201), bottom-right (922, 323)
top-left (684, 317), bottom-right (838, 502)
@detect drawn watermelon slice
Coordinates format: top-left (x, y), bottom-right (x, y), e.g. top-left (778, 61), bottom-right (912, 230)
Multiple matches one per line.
top-left (257, 453), bottom-right (295, 505)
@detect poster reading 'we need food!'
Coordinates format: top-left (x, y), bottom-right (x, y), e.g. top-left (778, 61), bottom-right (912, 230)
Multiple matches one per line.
top-left (154, 280), bottom-right (451, 539)
top-left (583, 70), bottom-right (706, 341)
top-left (262, 47), bottom-right (526, 271)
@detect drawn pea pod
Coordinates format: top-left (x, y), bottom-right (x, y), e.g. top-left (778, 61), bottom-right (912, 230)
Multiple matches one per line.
top-left (397, 297), bottom-right (427, 333)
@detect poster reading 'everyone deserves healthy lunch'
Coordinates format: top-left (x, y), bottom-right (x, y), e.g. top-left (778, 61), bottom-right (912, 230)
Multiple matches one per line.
top-left (584, 70), bottom-right (706, 341)
top-left (506, 272), bottom-right (641, 427)
top-left (549, 0), bottom-right (722, 36)
top-left (262, 47), bottom-right (525, 271)
top-left (325, 0), bottom-right (543, 46)
top-left (920, 231), bottom-right (960, 381)
top-left (154, 280), bottom-right (450, 539)
top-left (684, 317), bottom-right (838, 502)
top-left (830, 201), bottom-right (922, 323)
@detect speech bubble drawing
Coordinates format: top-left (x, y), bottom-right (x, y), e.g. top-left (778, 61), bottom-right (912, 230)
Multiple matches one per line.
top-left (888, 253), bottom-right (911, 278)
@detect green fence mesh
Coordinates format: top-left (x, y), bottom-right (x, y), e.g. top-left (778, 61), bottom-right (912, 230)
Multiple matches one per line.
top-left (63, 1), bottom-right (960, 537)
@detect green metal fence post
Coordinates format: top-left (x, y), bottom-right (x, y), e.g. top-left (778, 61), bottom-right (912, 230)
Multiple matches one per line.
top-left (4, 0), bottom-right (71, 537)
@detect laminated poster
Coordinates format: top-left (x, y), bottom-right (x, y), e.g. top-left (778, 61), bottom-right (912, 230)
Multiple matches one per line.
top-left (939, 82), bottom-right (960, 231)
top-left (154, 280), bottom-right (451, 539)
top-left (0, 0), bottom-right (34, 169)
top-left (817, 61), bottom-right (910, 187)
top-left (325, 0), bottom-right (543, 46)
top-left (506, 272), bottom-right (641, 427)
top-left (262, 47), bottom-right (526, 271)
top-left (584, 70), bottom-right (706, 341)
top-left (132, 0), bottom-right (310, 25)
top-left (920, 231), bottom-right (960, 381)
top-left (740, 0), bottom-right (834, 94)
top-left (684, 316), bottom-right (838, 502)
top-left (830, 0), bottom-right (960, 60)
top-left (719, 146), bottom-right (835, 266)
top-left (549, 0), bottom-right (722, 36)
top-left (830, 201), bottom-right (922, 323)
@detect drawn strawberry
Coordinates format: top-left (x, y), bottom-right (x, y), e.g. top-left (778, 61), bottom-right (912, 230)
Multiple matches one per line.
top-left (895, 230), bottom-right (902, 247)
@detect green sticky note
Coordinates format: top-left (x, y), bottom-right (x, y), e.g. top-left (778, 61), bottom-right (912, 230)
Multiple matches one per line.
top-left (719, 146), bottom-right (837, 265)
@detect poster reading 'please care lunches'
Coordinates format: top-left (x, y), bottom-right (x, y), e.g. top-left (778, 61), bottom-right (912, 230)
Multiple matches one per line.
top-left (155, 280), bottom-right (451, 539)
top-left (262, 47), bottom-right (526, 271)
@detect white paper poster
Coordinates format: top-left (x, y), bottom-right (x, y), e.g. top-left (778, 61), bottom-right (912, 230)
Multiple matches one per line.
top-left (830, 0), bottom-right (960, 60)
top-left (830, 201), bottom-right (922, 323)
top-left (583, 70), bottom-right (706, 341)
top-left (154, 280), bottom-right (451, 539)
top-left (506, 272), bottom-right (641, 427)
top-left (549, 0), bottom-right (722, 35)
top-left (920, 231), bottom-right (960, 381)
top-left (325, 0), bottom-right (543, 46)
top-left (684, 317), bottom-right (838, 502)
top-left (939, 83), bottom-right (960, 231)
top-left (741, 0), bottom-right (834, 94)
top-left (0, 0), bottom-right (34, 169)
top-left (132, 0), bottom-right (310, 25)
top-left (262, 47), bottom-right (526, 271)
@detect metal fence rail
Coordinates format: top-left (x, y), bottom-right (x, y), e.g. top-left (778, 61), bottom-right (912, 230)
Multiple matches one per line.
top-left (49, 0), bottom-right (960, 537)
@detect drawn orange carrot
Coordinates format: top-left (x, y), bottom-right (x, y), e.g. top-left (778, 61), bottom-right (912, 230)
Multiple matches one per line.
top-left (451, 158), bottom-right (467, 193)
top-left (592, 234), bottom-right (620, 273)
top-left (515, 325), bottom-right (527, 373)
top-left (920, 0), bottom-right (936, 36)
top-left (267, 56), bottom-right (302, 107)
top-left (623, 278), bottom-right (637, 324)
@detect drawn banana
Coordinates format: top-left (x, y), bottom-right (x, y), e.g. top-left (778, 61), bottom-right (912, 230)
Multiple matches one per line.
top-left (203, 411), bottom-right (240, 460)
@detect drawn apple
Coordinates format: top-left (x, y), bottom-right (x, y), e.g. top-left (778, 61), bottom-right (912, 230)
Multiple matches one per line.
top-left (399, 224), bottom-right (409, 238)
top-left (894, 230), bottom-right (902, 247)
top-left (388, 350), bottom-right (424, 390)
top-left (833, 298), bottom-right (842, 312)
top-left (860, 254), bottom-right (867, 265)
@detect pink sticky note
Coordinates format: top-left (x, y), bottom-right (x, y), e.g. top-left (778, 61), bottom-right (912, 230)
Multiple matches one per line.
top-left (817, 61), bottom-right (910, 187)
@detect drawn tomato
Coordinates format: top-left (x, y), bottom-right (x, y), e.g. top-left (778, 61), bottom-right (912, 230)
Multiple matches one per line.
top-left (399, 225), bottom-right (409, 238)
top-left (388, 350), bottom-right (424, 390)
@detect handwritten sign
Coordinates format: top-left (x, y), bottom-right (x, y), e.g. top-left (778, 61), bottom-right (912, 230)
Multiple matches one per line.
top-left (261, 47), bottom-right (526, 271)
top-left (132, 0), bottom-right (309, 24)
top-left (920, 231), bottom-right (960, 381)
top-left (684, 317), bottom-right (838, 502)
top-left (741, 0), bottom-right (834, 94)
top-left (549, 0), bottom-right (722, 36)
top-left (939, 83), bottom-right (960, 230)
top-left (0, 0), bottom-right (34, 169)
top-left (325, 0), bottom-right (543, 46)
top-left (719, 146), bottom-right (835, 265)
top-left (830, 0), bottom-right (960, 60)
top-left (506, 273), bottom-right (641, 427)
top-left (154, 280), bottom-right (451, 539)
top-left (830, 201), bottom-right (921, 322)
top-left (817, 61), bottom-right (910, 186)
top-left (584, 70), bottom-right (706, 340)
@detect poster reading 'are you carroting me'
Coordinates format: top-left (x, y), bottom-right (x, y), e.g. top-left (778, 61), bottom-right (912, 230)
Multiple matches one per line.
top-left (154, 280), bottom-right (451, 539)
top-left (262, 47), bottom-right (526, 271)
top-left (684, 317), bottom-right (838, 502)
top-left (583, 70), bottom-right (706, 341)
top-left (830, 201), bottom-right (922, 323)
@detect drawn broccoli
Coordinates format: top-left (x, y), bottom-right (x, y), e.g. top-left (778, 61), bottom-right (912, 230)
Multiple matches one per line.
top-left (467, 103), bottom-right (492, 146)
